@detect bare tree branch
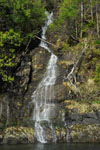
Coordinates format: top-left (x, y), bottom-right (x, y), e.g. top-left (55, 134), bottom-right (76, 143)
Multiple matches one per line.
top-left (35, 35), bottom-right (57, 48)
top-left (64, 38), bottom-right (88, 92)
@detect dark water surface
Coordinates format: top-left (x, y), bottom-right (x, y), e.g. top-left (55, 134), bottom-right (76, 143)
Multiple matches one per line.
top-left (0, 143), bottom-right (100, 150)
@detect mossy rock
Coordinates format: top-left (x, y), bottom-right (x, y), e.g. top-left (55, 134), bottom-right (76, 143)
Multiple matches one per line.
top-left (64, 100), bottom-right (100, 114)
top-left (3, 126), bottom-right (34, 144)
top-left (70, 124), bottom-right (100, 142)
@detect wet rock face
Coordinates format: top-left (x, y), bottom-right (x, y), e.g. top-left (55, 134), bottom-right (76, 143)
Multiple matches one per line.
top-left (0, 47), bottom-right (50, 127)
top-left (0, 94), bottom-right (10, 128)
top-left (23, 48), bottom-right (51, 122)
top-left (54, 83), bottom-right (71, 102)
top-left (31, 47), bottom-right (50, 83)
top-left (54, 84), bottom-right (67, 102)
top-left (64, 100), bottom-right (100, 126)
top-left (0, 33), bottom-right (100, 143)
top-left (38, 104), bottom-right (59, 120)
top-left (47, 127), bottom-right (67, 143)
top-left (63, 100), bottom-right (100, 142)
top-left (0, 126), bottom-right (67, 144)
top-left (12, 47), bottom-right (50, 96)
top-left (66, 111), bottom-right (100, 125)
top-left (12, 55), bottom-right (32, 96)
top-left (56, 128), bottom-right (66, 143)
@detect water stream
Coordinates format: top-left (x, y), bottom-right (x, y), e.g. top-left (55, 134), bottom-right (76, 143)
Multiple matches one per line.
top-left (39, 11), bottom-right (53, 52)
top-left (32, 12), bottom-right (58, 143)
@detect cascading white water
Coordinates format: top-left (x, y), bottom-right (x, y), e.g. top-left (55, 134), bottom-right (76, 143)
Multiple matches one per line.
top-left (32, 12), bottom-right (58, 143)
top-left (39, 11), bottom-right (53, 52)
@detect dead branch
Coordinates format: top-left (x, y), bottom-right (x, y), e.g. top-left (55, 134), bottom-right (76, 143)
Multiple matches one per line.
top-left (35, 35), bottom-right (57, 48)
top-left (25, 38), bottom-right (31, 52)
top-left (67, 38), bottom-right (88, 79)
top-left (64, 38), bottom-right (88, 92)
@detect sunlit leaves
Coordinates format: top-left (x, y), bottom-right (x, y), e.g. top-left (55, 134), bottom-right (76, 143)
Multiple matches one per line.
top-left (95, 63), bottom-right (100, 84)
top-left (0, 0), bottom-right (46, 83)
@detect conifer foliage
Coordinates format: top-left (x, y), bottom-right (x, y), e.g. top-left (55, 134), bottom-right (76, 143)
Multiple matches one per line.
top-left (0, 0), bottom-right (46, 83)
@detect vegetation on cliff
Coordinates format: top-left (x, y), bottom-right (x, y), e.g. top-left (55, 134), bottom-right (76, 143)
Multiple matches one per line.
top-left (0, 0), bottom-right (46, 88)
top-left (0, 0), bottom-right (100, 143)
top-left (47, 0), bottom-right (100, 102)
top-left (0, 0), bottom-right (100, 92)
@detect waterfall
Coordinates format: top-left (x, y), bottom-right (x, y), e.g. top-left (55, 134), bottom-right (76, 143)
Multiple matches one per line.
top-left (39, 11), bottom-right (53, 52)
top-left (32, 12), bottom-right (58, 143)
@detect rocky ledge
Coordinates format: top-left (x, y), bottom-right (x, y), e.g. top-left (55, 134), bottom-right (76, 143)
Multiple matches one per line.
top-left (0, 127), bottom-right (34, 145)
top-left (70, 124), bottom-right (100, 142)
top-left (0, 124), bottom-right (100, 144)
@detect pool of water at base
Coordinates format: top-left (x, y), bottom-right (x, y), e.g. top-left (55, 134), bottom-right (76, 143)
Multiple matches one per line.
top-left (0, 143), bottom-right (100, 150)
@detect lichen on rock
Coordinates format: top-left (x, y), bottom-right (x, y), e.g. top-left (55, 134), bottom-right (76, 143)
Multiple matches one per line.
top-left (3, 127), bottom-right (34, 144)
top-left (70, 124), bottom-right (100, 142)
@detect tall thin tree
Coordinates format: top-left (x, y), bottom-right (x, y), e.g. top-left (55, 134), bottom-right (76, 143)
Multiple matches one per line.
top-left (80, 0), bottom-right (84, 38)
top-left (96, 0), bottom-right (99, 38)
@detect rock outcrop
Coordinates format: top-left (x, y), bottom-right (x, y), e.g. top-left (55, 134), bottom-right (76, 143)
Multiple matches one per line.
top-left (0, 5), bottom-right (100, 143)
top-left (70, 124), bottom-right (100, 142)
top-left (2, 127), bottom-right (34, 144)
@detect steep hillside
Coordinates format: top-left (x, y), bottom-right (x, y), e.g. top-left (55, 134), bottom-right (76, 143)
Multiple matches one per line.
top-left (0, 0), bottom-right (100, 144)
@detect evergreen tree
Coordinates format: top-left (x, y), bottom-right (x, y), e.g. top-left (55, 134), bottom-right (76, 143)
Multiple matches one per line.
top-left (0, 0), bottom-right (46, 83)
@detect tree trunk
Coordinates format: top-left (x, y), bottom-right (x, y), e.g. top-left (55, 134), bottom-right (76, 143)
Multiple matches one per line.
top-left (90, 0), bottom-right (93, 21)
top-left (64, 38), bottom-right (88, 92)
top-left (75, 21), bottom-right (78, 38)
top-left (80, 0), bottom-right (84, 38)
top-left (35, 35), bottom-right (56, 48)
top-left (96, 0), bottom-right (99, 38)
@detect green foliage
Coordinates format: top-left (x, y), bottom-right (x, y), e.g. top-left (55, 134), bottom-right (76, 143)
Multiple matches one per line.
top-left (49, 0), bottom-right (81, 38)
top-left (92, 100), bottom-right (100, 104)
top-left (0, 0), bottom-right (46, 41)
top-left (0, 29), bottom-right (22, 47)
top-left (0, 0), bottom-right (46, 83)
top-left (91, 40), bottom-right (100, 56)
top-left (62, 42), bottom-right (71, 53)
top-left (50, 0), bottom-right (100, 40)
top-left (0, 29), bottom-right (22, 82)
top-left (88, 21), bottom-right (95, 28)
top-left (95, 40), bottom-right (100, 45)
top-left (59, 0), bottom-right (79, 21)
top-left (94, 63), bottom-right (100, 84)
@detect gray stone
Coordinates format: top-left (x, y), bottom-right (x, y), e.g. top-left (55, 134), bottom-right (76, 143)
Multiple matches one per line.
top-left (82, 118), bottom-right (99, 124)
top-left (83, 113), bottom-right (98, 120)
top-left (69, 113), bottom-right (82, 121)
top-left (96, 111), bottom-right (100, 120)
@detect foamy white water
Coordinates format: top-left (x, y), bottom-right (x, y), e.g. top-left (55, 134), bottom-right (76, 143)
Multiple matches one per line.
top-left (32, 12), bottom-right (57, 143)
top-left (39, 11), bottom-right (53, 52)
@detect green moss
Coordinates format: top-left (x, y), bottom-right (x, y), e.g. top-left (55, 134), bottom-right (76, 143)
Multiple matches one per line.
top-left (92, 100), bottom-right (100, 104)
top-left (64, 100), bottom-right (100, 113)
top-left (94, 63), bottom-right (100, 84)
top-left (70, 124), bottom-right (100, 142)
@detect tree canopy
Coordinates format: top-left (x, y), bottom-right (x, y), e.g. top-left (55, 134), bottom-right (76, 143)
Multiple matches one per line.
top-left (0, 0), bottom-right (46, 83)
